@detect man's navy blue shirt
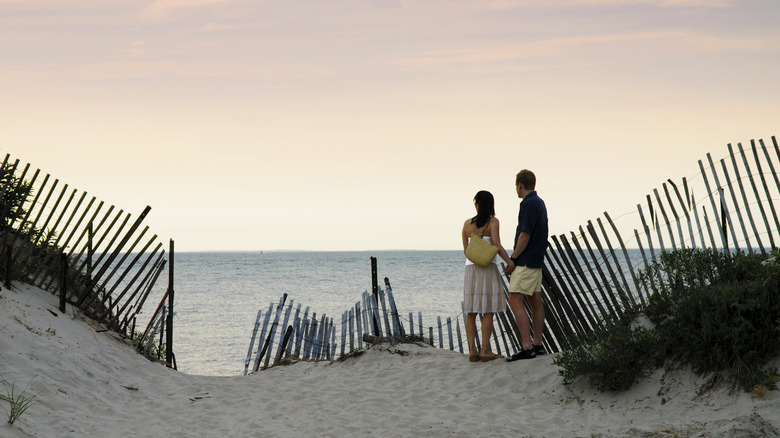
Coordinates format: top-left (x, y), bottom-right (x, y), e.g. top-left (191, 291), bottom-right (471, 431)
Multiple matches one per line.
top-left (514, 191), bottom-right (548, 269)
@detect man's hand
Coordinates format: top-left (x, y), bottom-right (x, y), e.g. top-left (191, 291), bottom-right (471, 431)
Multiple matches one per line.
top-left (504, 261), bottom-right (515, 275)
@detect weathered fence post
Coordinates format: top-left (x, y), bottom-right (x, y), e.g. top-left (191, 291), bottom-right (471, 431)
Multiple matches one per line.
top-left (87, 222), bottom-right (94, 281)
top-left (437, 316), bottom-right (443, 348)
top-left (455, 317), bottom-right (463, 353)
top-left (348, 308), bottom-right (355, 353)
top-left (252, 302), bottom-right (274, 372)
top-left (294, 304), bottom-right (307, 358)
top-left (244, 309), bottom-right (263, 375)
top-left (355, 302), bottom-right (363, 349)
top-left (263, 294), bottom-right (288, 369)
top-left (166, 239), bottom-right (174, 369)
top-left (4, 243), bottom-right (11, 289)
top-left (275, 326), bottom-right (293, 366)
top-left (720, 188), bottom-right (729, 252)
top-left (378, 286), bottom-right (391, 336)
top-left (340, 311), bottom-right (348, 358)
top-left (157, 306), bottom-right (166, 359)
top-left (59, 252), bottom-right (67, 312)
top-left (384, 278), bottom-right (404, 336)
top-left (370, 256), bottom-right (380, 336)
top-left (446, 317), bottom-right (453, 351)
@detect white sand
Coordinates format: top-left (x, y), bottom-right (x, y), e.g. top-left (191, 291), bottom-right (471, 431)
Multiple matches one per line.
top-left (1, 282), bottom-right (779, 438)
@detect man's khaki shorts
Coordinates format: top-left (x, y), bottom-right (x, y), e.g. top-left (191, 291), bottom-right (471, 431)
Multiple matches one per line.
top-left (509, 266), bottom-right (542, 296)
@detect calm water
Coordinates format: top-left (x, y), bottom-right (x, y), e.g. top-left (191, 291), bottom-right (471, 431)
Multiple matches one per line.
top-left (168, 251), bottom-right (467, 376)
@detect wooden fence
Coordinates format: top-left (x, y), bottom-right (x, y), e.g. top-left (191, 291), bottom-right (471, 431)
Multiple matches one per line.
top-left (0, 153), bottom-right (175, 367)
top-left (244, 135), bottom-right (780, 369)
top-left (244, 273), bottom-right (409, 373)
top-left (538, 136), bottom-right (780, 352)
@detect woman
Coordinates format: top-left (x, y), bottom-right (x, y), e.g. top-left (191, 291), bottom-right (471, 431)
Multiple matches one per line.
top-left (461, 190), bottom-right (515, 362)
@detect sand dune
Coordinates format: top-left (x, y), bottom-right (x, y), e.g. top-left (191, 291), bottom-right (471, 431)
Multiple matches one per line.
top-left (1, 282), bottom-right (778, 437)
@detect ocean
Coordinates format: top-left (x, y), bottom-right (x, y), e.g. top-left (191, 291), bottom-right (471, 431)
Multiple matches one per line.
top-left (168, 250), bottom-right (468, 376)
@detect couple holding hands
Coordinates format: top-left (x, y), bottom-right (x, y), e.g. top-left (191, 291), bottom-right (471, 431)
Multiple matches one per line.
top-left (461, 169), bottom-right (548, 362)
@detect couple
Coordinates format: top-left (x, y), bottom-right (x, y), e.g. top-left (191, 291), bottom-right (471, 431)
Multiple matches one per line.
top-left (461, 169), bottom-right (548, 362)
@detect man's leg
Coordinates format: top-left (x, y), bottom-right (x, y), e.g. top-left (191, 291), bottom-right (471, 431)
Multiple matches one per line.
top-left (508, 293), bottom-right (532, 351)
top-left (528, 291), bottom-right (545, 347)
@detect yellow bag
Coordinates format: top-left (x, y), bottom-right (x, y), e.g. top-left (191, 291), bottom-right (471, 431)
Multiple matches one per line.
top-left (465, 224), bottom-right (499, 267)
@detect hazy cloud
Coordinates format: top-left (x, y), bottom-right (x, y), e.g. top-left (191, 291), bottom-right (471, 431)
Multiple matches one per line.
top-left (390, 28), bottom-right (778, 74)
top-left (139, 0), bottom-right (242, 21)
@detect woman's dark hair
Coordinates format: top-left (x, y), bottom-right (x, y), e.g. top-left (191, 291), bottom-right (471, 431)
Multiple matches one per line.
top-left (471, 191), bottom-right (495, 228)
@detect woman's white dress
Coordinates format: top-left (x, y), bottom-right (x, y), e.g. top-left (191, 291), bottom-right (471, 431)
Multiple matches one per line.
top-left (463, 236), bottom-right (507, 313)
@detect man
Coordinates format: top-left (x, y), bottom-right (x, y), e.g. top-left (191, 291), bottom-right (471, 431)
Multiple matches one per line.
top-left (505, 169), bottom-right (548, 361)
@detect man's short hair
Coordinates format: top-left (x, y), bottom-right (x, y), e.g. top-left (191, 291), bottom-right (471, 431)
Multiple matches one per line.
top-left (516, 169), bottom-right (536, 191)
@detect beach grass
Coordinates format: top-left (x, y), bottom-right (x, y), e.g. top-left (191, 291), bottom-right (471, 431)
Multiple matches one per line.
top-left (0, 376), bottom-right (37, 425)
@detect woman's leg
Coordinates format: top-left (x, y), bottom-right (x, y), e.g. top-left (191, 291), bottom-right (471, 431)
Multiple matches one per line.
top-left (479, 312), bottom-right (494, 355)
top-left (466, 312), bottom-right (478, 358)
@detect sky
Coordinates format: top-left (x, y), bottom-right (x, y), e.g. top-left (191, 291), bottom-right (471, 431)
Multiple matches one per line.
top-left (1, 0), bottom-right (779, 252)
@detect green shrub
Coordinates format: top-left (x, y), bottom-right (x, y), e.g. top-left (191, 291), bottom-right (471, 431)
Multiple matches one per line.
top-left (555, 249), bottom-right (780, 392)
top-left (553, 314), bottom-right (658, 391)
top-left (645, 250), bottom-right (780, 390)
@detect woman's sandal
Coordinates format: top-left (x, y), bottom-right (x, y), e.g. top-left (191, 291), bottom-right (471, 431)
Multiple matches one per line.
top-left (533, 344), bottom-right (547, 355)
top-left (468, 355), bottom-right (481, 362)
top-left (506, 349), bottom-right (536, 362)
top-left (480, 352), bottom-right (504, 362)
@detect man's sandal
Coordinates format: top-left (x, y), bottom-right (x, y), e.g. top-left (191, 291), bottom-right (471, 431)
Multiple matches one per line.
top-left (506, 349), bottom-right (536, 362)
top-left (533, 344), bottom-right (547, 355)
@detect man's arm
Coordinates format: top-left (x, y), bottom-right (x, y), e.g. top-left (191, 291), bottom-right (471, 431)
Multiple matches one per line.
top-left (511, 232), bottom-right (530, 260)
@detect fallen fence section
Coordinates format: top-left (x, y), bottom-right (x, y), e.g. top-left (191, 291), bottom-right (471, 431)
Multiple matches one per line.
top-left (244, 276), bottom-right (407, 374)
